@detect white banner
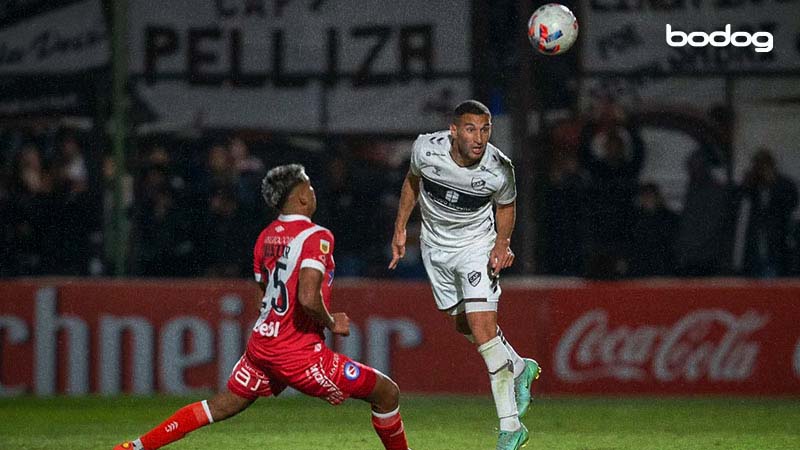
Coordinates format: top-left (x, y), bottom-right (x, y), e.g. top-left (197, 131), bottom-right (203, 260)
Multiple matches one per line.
top-left (581, 0), bottom-right (800, 73)
top-left (129, 0), bottom-right (472, 132)
top-left (0, 0), bottom-right (108, 74)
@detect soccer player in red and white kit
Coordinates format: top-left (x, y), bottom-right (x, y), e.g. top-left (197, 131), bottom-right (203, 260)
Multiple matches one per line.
top-left (114, 164), bottom-right (410, 450)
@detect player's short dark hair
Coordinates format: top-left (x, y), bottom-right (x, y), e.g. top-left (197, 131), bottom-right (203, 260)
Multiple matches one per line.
top-left (453, 100), bottom-right (491, 122)
top-left (261, 164), bottom-right (307, 210)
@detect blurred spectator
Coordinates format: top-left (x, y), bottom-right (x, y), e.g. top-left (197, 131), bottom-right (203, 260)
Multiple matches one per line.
top-left (200, 187), bottom-right (250, 277)
top-left (732, 148), bottom-right (798, 277)
top-left (133, 186), bottom-right (194, 277)
top-left (54, 133), bottom-right (89, 194)
top-left (538, 153), bottom-right (588, 276)
top-left (629, 183), bottom-right (679, 277)
top-left (673, 149), bottom-right (733, 276)
top-left (53, 133), bottom-right (99, 275)
top-left (13, 143), bottom-right (50, 194)
top-left (228, 135), bottom-right (267, 247)
top-left (228, 135), bottom-right (265, 208)
top-left (8, 143), bottom-right (60, 275)
top-left (200, 142), bottom-right (236, 196)
top-left (101, 153), bottom-right (134, 275)
top-left (322, 150), bottom-right (364, 276)
top-left (579, 104), bottom-right (645, 278)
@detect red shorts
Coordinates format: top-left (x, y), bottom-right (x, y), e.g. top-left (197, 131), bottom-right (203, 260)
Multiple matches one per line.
top-left (227, 345), bottom-right (377, 405)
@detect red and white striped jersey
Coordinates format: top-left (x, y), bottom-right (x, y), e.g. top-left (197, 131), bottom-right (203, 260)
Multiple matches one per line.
top-left (247, 214), bottom-right (335, 364)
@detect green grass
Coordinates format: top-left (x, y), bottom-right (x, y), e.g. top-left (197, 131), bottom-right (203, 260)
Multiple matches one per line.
top-left (1, 395), bottom-right (799, 449)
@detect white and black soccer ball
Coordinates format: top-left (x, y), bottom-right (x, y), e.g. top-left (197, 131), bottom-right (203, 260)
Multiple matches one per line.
top-left (527, 3), bottom-right (579, 55)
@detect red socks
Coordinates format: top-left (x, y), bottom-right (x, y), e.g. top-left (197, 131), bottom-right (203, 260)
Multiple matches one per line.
top-left (135, 400), bottom-right (407, 450)
top-left (140, 401), bottom-right (213, 449)
top-left (371, 408), bottom-right (409, 450)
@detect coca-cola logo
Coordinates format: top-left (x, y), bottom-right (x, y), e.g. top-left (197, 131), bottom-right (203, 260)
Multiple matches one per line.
top-left (555, 309), bottom-right (768, 383)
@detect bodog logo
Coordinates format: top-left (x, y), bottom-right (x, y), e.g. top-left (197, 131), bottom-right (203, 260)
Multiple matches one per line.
top-left (666, 24), bottom-right (773, 53)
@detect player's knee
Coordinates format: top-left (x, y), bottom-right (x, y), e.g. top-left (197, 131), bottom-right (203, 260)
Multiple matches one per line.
top-left (373, 375), bottom-right (400, 412)
top-left (383, 377), bottom-right (400, 408)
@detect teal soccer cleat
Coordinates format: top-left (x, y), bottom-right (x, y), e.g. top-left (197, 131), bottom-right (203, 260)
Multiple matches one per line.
top-left (514, 358), bottom-right (541, 418)
top-left (497, 423), bottom-right (529, 450)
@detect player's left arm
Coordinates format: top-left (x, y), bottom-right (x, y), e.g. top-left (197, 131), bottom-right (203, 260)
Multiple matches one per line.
top-left (252, 231), bottom-right (268, 297)
top-left (490, 200), bottom-right (516, 277)
top-left (297, 268), bottom-right (350, 336)
top-left (297, 231), bottom-right (349, 336)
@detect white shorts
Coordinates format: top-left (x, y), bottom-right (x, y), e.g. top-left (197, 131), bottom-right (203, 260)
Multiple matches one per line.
top-left (421, 241), bottom-right (501, 315)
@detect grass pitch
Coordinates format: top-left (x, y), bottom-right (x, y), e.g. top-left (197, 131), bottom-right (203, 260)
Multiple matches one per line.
top-left (1, 395), bottom-right (799, 449)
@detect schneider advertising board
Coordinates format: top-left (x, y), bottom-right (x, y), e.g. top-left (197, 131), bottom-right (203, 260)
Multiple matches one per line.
top-left (129, 0), bottom-right (471, 133)
top-left (2, 279), bottom-right (800, 396)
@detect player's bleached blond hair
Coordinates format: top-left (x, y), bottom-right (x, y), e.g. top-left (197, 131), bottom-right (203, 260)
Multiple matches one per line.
top-left (261, 163), bottom-right (307, 210)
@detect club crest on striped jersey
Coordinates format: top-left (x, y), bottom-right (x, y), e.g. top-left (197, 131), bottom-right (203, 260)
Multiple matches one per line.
top-left (320, 239), bottom-right (330, 254)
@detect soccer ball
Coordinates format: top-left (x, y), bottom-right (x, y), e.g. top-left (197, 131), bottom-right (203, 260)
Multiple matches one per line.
top-left (527, 3), bottom-right (579, 55)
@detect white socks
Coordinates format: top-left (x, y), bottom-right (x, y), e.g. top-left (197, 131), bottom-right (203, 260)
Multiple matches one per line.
top-left (497, 326), bottom-right (525, 378)
top-left (478, 336), bottom-right (520, 432)
top-left (467, 327), bottom-right (525, 378)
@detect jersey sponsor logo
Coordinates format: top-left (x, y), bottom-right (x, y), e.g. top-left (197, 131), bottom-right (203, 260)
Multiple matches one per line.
top-left (468, 271), bottom-right (481, 287)
top-left (254, 320), bottom-right (281, 337)
top-left (421, 175), bottom-right (493, 212)
top-left (480, 164), bottom-right (499, 176)
top-left (320, 239), bottom-right (330, 254)
top-left (343, 362), bottom-right (361, 380)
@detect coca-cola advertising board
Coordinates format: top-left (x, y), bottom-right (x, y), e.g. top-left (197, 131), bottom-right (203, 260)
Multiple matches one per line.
top-left (1, 279), bottom-right (799, 396)
top-left (543, 281), bottom-right (800, 395)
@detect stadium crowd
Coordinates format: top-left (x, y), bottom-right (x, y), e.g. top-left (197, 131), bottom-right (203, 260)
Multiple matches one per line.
top-left (1, 116), bottom-right (798, 280)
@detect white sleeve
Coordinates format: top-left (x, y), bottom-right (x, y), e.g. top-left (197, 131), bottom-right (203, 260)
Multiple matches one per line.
top-left (409, 136), bottom-right (424, 176)
top-left (300, 258), bottom-right (326, 273)
top-left (494, 162), bottom-right (517, 205)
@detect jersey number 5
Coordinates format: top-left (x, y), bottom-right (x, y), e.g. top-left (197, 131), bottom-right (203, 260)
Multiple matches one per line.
top-left (269, 261), bottom-right (289, 315)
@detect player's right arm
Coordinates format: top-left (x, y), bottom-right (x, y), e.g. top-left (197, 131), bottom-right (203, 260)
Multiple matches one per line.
top-left (390, 137), bottom-right (425, 269)
top-left (297, 263), bottom-right (350, 336)
top-left (253, 230), bottom-right (268, 297)
top-left (389, 170), bottom-right (420, 269)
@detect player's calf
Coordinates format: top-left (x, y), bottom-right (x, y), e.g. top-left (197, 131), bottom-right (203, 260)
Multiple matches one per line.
top-left (366, 373), bottom-right (409, 450)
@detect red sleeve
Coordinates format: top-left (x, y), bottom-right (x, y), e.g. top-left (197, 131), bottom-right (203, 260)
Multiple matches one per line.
top-left (300, 229), bottom-right (334, 273)
top-left (253, 229), bottom-right (266, 283)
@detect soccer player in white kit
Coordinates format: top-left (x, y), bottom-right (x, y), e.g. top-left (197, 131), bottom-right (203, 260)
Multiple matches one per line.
top-left (389, 100), bottom-right (540, 450)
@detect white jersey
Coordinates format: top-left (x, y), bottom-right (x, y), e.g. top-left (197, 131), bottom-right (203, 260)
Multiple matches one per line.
top-left (410, 130), bottom-right (516, 249)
